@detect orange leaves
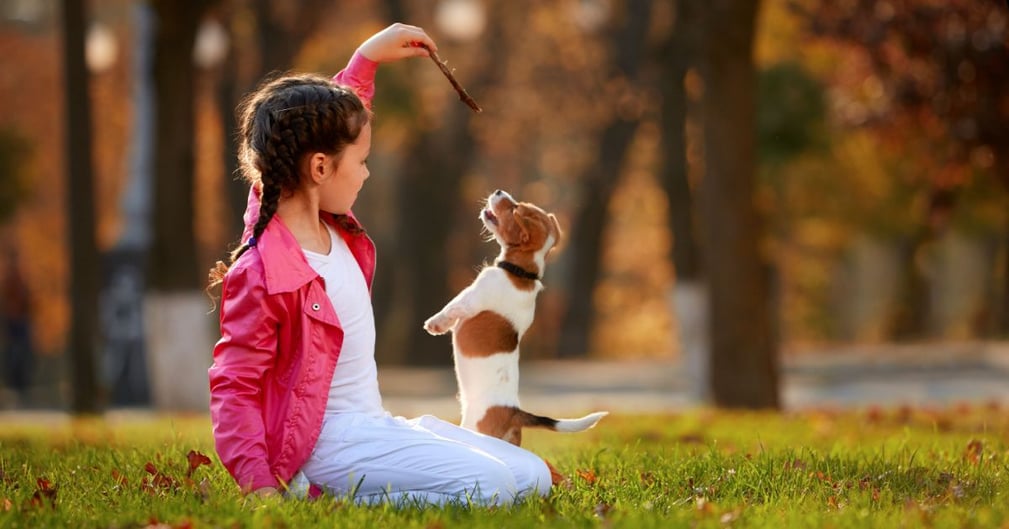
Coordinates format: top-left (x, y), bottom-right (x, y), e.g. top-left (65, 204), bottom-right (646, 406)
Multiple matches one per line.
top-left (963, 439), bottom-right (983, 465)
top-left (29, 477), bottom-right (57, 510)
top-left (186, 450), bottom-right (212, 478)
top-left (576, 468), bottom-right (598, 486)
top-left (542, 458), bottom-right (569, 488)
top-left (139, 450), bottom-right (214, 496)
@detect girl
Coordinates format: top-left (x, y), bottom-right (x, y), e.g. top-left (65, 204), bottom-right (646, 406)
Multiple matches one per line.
top-left (207, 23), bottom-right (552, 505)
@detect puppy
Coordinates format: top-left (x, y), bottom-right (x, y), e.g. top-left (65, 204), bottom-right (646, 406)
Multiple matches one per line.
top-left (424, 190), bottom-right (607, 446)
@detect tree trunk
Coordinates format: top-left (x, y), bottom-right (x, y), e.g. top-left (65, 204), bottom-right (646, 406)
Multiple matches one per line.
top-left (394, 109), bottom-right (477, 365)
top-left (147, 0), bottom-right (217, 410)
top-left (400, 33), bottom-right (507, 366)
top-left (218, 36), bottom-right (245, 242)
top-left (218, 0), bottom-right (333, 246)
top-left (149, 0), bottom-right (206, 291)
top-left (557, 0), bottom-right (653, 358)
top-left (697, 0), bottom-right (779, 409)
top-left (61, 0), bottom-right (102, 414)
top-left (658, 0), bottom-right (708, 401)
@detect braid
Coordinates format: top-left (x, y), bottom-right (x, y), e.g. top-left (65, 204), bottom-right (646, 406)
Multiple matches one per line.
top-left (207, 73), bottom-right (369, 294)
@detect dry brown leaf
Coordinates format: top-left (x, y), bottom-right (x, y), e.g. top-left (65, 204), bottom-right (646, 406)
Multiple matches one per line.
top-left (29, 477), bottom-right (56, 509)
top-left (576, 469), bottom-right (598, 485)
top-left (964, 439), bottom-right (983, 464)
top-left (186, 450), bottom-right (212, 478)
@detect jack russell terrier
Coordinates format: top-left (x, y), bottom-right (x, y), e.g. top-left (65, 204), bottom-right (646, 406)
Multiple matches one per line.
top-left (424, 190), bottom-right (607, 446)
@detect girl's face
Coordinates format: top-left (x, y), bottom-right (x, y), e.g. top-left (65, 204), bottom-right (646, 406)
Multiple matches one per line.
top-left (319, 122), bottom-right (372, 214)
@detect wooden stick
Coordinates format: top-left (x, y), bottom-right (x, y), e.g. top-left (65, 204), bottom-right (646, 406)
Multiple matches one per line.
top-left (420, 44), bottom-right (482, 113)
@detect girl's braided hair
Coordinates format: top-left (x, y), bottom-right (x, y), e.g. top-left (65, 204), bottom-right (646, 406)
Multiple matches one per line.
top-left (207, 73), bottom-right (369, 289)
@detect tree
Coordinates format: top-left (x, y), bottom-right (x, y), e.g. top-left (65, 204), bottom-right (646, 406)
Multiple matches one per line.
top-left (146, 0), bottom-right (218, 410)
top-left (696, 0), bottom-right (780, 408)
top-left (792, 0), bottom-right (1009, 335)
top-left (656, 0), bottom-right (708, 400)
top-left (557, 0), bottom-right (654, 358)
top-left (373, 0), bottom-right (508, 366)
top-left (60, 0), bottom-right (101, 414)
top-left (216, 0), bottom-right (336, 240)
top-left (150, 0), bottom-right (215, 291)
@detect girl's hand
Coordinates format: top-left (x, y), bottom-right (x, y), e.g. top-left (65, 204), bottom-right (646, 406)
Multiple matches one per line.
top-left (357, 23), bottom-right (438, 63)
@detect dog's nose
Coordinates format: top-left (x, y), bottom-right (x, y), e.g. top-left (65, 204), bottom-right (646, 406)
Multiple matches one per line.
top-left (494, 189), bottom-right (504, 196)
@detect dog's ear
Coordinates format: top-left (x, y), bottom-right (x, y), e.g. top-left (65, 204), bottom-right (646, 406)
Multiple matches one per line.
top-left (511, 207), bottom-right (532, 245)
top-left (548, 213), bottom-right (563, 251)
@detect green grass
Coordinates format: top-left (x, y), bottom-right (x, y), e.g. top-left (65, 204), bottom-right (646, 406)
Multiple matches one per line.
top-left (1, 405), bottom-right (1007, 528)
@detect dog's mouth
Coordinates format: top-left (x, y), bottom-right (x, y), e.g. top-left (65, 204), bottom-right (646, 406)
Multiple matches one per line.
top-left (482, 208), bottom-right (498, 226)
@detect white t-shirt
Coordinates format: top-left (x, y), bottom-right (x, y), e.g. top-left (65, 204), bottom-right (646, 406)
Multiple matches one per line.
top-left (302, 222), bottom-right (384, 417)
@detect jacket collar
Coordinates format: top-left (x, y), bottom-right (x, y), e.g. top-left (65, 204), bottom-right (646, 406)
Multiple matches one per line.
top-left (240, 184), bottom-right (367, 295)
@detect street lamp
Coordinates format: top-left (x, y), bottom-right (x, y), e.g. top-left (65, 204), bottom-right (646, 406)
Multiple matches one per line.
top-left (435, 0), bottom-right (486, 42)
top-left (85, 22), bottom-right (117, 73)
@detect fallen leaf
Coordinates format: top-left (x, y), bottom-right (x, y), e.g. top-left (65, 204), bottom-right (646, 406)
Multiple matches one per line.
top-left (197, 478), bottom-right (211, 502)
top-left (964, 440), bottom-right (983, 464)
top-left (695, 496), bottom-right (715, 514)
top-left (677, 433), bottom-right (705, 444)
top-left (639, 471), bottom-right (656, 487)
top-left (720, 509), bottom-right (741, 524)
top-left (2, 498), bottom-right (11, 511)
top-left (112, 469), bottom-right (129, 487)
top-left (29, 477), bottom-right (57, 509)
top-left (144, 461), bottom-right (178, 490)
top-left (542, 459), bottom-right (570, 488)
top-left (186, 450), bottom-right (212, 478)
top-left (783, 459), bottom-right (806, 471)
top-left (576, 469), bottom-right (598, 485)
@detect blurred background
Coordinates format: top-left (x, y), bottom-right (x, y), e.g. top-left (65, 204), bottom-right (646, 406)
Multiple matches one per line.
top-left (0, 0), bottom-right (1007, 414)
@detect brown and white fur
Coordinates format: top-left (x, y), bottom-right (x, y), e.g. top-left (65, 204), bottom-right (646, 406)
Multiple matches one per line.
top-left (423, 190), bottom-right (607, 446)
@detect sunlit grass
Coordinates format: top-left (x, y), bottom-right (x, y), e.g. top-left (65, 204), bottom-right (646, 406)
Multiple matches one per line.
top-left (1, 405), bottom-right (1007, 528)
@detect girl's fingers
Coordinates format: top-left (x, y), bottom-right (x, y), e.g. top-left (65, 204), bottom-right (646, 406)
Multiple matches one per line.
top-left (400, 26), bottom-right (437, 52)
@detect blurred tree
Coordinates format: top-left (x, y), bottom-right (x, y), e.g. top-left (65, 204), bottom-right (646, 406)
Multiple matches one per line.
top-left (792, 0), bottom-right (1009, 334)
top-left (557, 0), bottom-right (654, 358)
top-left (215, 0), bottom-right (335, 240)
top-left (657, 0), bottom-right (707, 399)
top-left (147, 0), bottom-right (219, 410)
top-left (60, 0), bottom-right (101, 414)
top-left (150, 0), bottom-right (216, 291)
top-left (377, 0), bottom-right (506, 366)
top-left (697, 0), bottom-right (779, 408)
top-left (0, 129), bottom-right (31, 224)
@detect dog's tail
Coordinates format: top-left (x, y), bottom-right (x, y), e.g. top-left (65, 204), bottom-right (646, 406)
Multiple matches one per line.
top-left (516, 409), bottom-right (608, 433)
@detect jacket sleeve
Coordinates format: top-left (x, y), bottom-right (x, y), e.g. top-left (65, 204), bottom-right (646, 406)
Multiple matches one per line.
top-left (332, 50), bottom-right (379, 109)
top-left (208, 263), bottom-right (280, 492)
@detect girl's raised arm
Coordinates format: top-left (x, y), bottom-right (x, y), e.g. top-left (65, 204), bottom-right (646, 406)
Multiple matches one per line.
top-left (332, 23), bottom-right (438, 108)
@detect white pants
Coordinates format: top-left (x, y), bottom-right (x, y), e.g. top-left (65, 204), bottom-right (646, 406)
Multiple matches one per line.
top-left (292, 413), bottom-right (552, 506)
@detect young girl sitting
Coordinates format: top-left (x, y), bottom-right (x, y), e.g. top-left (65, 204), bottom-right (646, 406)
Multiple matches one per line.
top-left (207, 23), bottom-right (552, 505)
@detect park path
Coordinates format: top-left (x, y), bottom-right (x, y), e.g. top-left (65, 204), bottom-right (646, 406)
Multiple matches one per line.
top-left (378, 341), bottom-right (1009, 419)
top-left (0, 341), bottom-right (1006, 424)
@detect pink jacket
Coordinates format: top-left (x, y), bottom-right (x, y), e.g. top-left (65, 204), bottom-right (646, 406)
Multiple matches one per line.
top-left (209, 52), bottom-right (378, 492)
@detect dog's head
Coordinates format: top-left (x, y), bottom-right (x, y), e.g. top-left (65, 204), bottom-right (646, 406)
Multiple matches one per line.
top-left (481, 190), bottom-right (562, 255)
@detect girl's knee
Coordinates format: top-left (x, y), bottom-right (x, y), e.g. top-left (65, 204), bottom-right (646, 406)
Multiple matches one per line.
top-left (524, 455), bottom-right (552, 498)
top-left (471, 459), bottom-right (518, 505)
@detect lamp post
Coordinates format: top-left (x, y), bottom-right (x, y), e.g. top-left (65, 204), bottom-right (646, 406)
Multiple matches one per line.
top-left (61, 0), bottom-right (101, 414)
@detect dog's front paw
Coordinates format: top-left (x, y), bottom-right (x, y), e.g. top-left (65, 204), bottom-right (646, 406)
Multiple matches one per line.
top-left (424, 314), bottom-right (453, 335)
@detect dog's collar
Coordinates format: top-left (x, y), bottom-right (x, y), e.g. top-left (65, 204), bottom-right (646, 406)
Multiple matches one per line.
top-left (496, 261), bottom-right (540, 281)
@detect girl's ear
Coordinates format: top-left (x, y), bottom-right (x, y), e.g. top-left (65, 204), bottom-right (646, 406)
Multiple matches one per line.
top-left (306, 152), bottom-right (329, 184)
